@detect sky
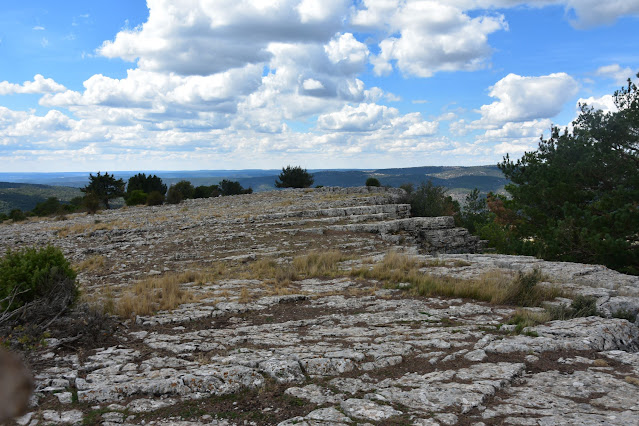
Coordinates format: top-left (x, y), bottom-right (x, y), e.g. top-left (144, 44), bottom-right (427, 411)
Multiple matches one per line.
top-left (0, 0), bottom-right (638, 172)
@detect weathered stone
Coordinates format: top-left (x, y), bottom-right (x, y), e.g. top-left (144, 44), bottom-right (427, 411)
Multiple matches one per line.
top-left (340, 398), bottom-right (402, 421)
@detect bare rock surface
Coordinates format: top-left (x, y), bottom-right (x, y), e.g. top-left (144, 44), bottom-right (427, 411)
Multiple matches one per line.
top-left (1, 187), bottom-right (638, 425)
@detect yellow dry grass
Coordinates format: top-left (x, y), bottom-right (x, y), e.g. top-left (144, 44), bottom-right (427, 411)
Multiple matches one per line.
top-left (351, 252), bottom-right (560, 306)
top-left (55, 219), bottom-right (132, 237)
top-left (291, 250), bottom-right (350, 277)
top-left (75, 255), bottom-right (107, 273)
top-left (111, 271), bottom-right (198, 319)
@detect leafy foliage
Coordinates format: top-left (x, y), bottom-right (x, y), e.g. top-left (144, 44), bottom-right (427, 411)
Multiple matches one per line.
top-left (125, 190), bottom-right (148, 206)
top-left (408, 181), bottom-right (460, 218)
top-left (194, 184), bottom-right (220, 199)
top-left (219, 180), bottom-right (252, 196)
top-left (459, 188), bottom-right (489, 234)
top-left (81, 172), bottom-right (125, 210)
top-left (365, 177), bottom-right (381, 187)
top-left (275, 166), bottom-right (314, 188)
top-left (9, 209), bottom-right (26, 222)
top-left (126, 173), bottom-right (167, 196)
top-left (498, 74), bottom-right (639, 274)
top-left (166, 180), bottom-right (195, 204)
top-left (146, 190), bottom-right (165, 206)
top-left (0, 246), bottom-right (77, 315)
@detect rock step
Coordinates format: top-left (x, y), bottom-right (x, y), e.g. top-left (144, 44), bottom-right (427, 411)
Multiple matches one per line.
top-left (247, 204), bottom-right (410, 222)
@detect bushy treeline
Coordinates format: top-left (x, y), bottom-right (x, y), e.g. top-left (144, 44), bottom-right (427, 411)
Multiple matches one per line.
top-left (407, 75), bottom-right (639, 275)
top-left (1, 173), bottom-right (252, 221)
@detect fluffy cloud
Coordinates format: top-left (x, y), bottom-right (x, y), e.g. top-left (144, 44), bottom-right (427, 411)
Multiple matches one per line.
top-left (577, 94), bottom-right (617, 113)
top-left (0, 75), bottom-right (66, 95)
top-left (317, 103), bottom-right (439, 138)
top-left (98, 0), bottom-right (349, 75)
top-left (318, 103), bottom-right (398, 131)
top-left (357, 1), bottom-right (507, 77)
top-left (477, 73), bottom-right (579, 125)
top-left (595, 64), bottom-right (637, 86)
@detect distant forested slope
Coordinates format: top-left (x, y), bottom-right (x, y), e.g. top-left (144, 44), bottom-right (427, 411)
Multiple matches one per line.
top-left (0, 183), bottom-right (81, 214)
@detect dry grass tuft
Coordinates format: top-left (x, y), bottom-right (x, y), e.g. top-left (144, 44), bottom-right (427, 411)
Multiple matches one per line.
top-left (351, 252), bottom-right (560, 306)
top-left (238, 286), bottom-right (254, 303)
top-left (111, 271), bottom-right (197, 319)
top-left (292, 250), bottom-right (350, 277)
top-left (507, 308), bottom-right (551, 333)
top-left (75, 255), bottom-right (107, 273)
top-left (624, 376), bottom-right (639, 386)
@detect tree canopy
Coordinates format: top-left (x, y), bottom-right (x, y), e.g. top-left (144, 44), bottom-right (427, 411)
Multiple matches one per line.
top-left (219, 180), bottom-right (252, 196)
top-left (81, 172), bottom-right (125, 210)
top-left (275, 166), bottom-right (314, 188)
top-left (126, 173), bottom-right (167, 196)
top-left (497, 74), bottom-right (639, 274)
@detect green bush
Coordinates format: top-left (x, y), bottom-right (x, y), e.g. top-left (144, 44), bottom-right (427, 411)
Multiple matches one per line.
top-left (33, 197), bottom-right (63, 217)
top-left (167, 180), bottom-right (195, 204)
top-left (365, 177), bottom-right (381, 187)
top-left (0, 246), bottom-right (77, 314)
top-left (193, 185), bottom-right (220, 199)
top-left (146, 190), bottom-right (165, 206)
top-left (125, 190), bottom-right (148, 206)
top-left (83, 193), bottom-right (101, 214)
top-left (409, 181), bottom-right (459, 218)
top-left (9, 209), bottom-right (27, 222)
top-left (219, 180), bottom-right (252, 196)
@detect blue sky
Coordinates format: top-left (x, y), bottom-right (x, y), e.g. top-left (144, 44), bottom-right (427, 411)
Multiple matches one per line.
top-left (1, 0), bottom-right (638, 172)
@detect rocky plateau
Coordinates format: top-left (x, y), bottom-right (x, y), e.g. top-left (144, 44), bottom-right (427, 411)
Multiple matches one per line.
top-left (1, 187), bottom-right (639, 425)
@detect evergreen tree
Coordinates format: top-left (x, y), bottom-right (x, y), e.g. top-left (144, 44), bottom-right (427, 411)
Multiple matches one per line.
top-left (275, 166), bottom-right (314, 188)
top-left (498, 74), bottom-right (639, 274)
top-left (81, 172), bottom-right (125, 210)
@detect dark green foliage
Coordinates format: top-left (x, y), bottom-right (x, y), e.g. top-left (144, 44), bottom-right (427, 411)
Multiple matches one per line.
top-left (548, 295), bottom-right (599, 320)
top-left (219, 180), bottom-right (252, 196)
top-left (146, 190), bottom-right (165, 206)
top-left (506, 269), bottom-right (544, 307)
top-left (0, 246), bottom-right (77, 314)
top-left (408, 181), bottom-right (460, 218)
top-left (83, 193), bottom-right (101, 214)
top-left (166, 180), bottom-right (195, 204)
top-left (365, 177), bottom-right (381, 187)
top-left (193, 185), bottom-right (220, 199)
top-left (459, 188), bottom-right (489, 234)
top-left (0, 213), bottom-right (7, 222)
top-left (275, 166), bottom-right (314, 188)
top-left (400, 183), bottom-right (414, 194)
top-left (498, 75), bottom-right (639, 275)
top-left (33, 197), bottom-right (62, 216)
top-left (125, 190), bottom-right (148, 206)
top-left (9, 209), bottom-right (26, 222)
top-left (126, 173), bottom-right (167, 196)
top-left (81, 172), bottom-right (125, 210)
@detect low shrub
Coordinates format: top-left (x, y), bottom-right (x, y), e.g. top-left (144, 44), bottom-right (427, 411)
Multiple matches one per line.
top-left (547, 295), bottom-right (600, 320)
top-left (125, 190), bottom-right (148, 206)
top-left (0, 246), bottom-right (78, 333)
top-left (365, 177), bottom-right (381, 187)
top-left (146, 190), bottom-right (165, 206)
top-left (9, 209), bottom-right (26, 222)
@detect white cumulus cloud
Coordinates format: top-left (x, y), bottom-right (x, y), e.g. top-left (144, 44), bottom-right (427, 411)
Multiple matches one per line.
top-left (477, 73), bottom-right (579, 125)
top-left (0, 75), bottom-right (66, 95)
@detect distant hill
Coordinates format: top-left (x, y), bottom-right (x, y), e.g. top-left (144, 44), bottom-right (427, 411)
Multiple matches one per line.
top-left (0, 182), bottom-right (82, 214)
top-left (0, 165), bottom-right (507, 214)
